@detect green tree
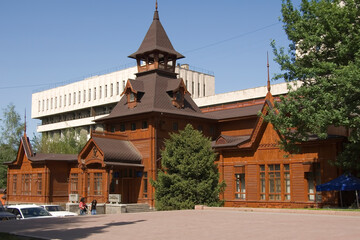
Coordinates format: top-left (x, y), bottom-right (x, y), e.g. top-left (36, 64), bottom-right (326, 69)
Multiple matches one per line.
top-left (0, 104), bottom-right (24, 188)
top-left (152, 124), bottom-right (225, 210)
top-left (32, 128), bottom-right (87, 154)
top-left (267, 0), bottom-right (360, 172)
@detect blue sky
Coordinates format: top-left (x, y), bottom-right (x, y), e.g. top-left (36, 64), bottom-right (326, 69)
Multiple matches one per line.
top-left (0, 0), bottom-right (301, 138)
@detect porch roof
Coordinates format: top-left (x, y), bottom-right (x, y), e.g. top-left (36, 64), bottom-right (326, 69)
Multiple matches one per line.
top-left (92, 137), bottom-right (142, 164)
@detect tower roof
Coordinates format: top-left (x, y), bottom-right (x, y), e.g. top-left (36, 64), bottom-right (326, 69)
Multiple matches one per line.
top-left (128, 7), bottom-right (184, 59)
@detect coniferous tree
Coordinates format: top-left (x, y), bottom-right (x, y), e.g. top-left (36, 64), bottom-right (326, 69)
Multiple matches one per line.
top-left (267, 0), bottom-right (360, 173)
top-left (152, 124), bottom-right (225, 210)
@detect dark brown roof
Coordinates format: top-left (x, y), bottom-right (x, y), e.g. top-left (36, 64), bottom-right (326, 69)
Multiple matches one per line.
top-left (212, 135), bottom-right (251, 148)
top-left (21, 136), bottom-right (34, 158)
top-left (98, 72), bottom-right (211, 121)
top-left (129, 80), bottom-right (144, 93)
top-left (204, 104), bottom-right (263, 120)
top-left (93, 137), bottom-right (142, 164)
top-left (128, 10), bottom-right (184, 59)
top-left (29, 153), bottom-right (77, 162)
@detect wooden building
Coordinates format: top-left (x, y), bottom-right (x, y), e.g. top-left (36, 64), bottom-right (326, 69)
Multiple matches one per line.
top-left (5, 133), bottom-right (77, 204)
top-left (6, 5), bottom-right (345, 208)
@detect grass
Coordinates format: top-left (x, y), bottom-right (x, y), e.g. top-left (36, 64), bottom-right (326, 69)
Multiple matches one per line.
top-left (0, 233), bottom-right (43, 240)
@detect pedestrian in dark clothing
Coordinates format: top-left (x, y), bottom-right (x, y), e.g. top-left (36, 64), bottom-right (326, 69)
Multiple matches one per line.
top-left (91, 199), bottom-right (97, 215)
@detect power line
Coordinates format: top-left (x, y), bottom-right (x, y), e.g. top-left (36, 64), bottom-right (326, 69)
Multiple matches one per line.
top-left (184, 22), bottom-right (280, 54)
top-left (0, 21), bottom-right (281, 90)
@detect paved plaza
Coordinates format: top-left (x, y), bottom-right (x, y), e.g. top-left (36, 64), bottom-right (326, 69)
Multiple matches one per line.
top-left (0, 209), bottom-right (359, 240)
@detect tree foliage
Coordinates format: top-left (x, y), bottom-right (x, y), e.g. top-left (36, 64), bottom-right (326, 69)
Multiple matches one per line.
top-left (267, 0), bottom-right (360, 172)
top-left (0, 104), bottom-right (24, 188)
top-left (151, 124), bottom-right (225, 210)
top-left (32, 128), bottom-right (87, 154)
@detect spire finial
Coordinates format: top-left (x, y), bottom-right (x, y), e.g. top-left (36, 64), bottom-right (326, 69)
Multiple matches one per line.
top-left (24, 109), bottom-right (27, 135)
top-left (153, 0), bottom-right (159, 20)
top-left (267, 52), bottom-right (271, 93)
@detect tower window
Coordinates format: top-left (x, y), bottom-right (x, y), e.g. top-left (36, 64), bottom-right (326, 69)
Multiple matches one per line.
top-left (129, 92), bottom-right (135, 102)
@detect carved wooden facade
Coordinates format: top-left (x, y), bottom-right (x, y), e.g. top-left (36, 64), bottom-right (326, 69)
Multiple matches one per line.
top-left (5, 6), bottom-right (345, 209)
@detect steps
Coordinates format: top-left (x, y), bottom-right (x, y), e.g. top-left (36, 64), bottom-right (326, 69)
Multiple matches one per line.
top-left (125, 204), bottom-right (152, 213)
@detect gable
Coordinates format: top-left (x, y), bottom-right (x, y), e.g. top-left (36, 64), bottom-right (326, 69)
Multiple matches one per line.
top-left (257, 122), bottom-right (281, 149)
top-left (79, 140), bottom-right (105, 168)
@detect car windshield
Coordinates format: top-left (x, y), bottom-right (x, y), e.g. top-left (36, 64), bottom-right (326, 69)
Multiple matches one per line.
top-left (45, 206), bottom-right (65, 211)
top-left (21, 207), bottom-right (52, 218)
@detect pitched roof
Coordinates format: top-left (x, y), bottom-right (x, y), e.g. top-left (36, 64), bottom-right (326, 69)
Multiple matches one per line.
top-left (92, 137), bottom-right (142, 164)
top-left (29, 153), bottom-right (77, 162)
top-left (204, 104), bottom-right (263, 120)
top-left (212, 135), bottom-right (251, 148)
top-left (128, 10), bottom-right (184, 59)
top-left (98, 72), bottom-right (211, 121)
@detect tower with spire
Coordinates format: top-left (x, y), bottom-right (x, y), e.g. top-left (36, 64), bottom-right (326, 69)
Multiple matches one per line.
top-left (128, 1), bottom-right (184, 77)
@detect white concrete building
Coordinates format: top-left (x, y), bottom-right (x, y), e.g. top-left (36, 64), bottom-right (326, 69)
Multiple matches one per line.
top-left (32, 64), bottom-right (215, 137)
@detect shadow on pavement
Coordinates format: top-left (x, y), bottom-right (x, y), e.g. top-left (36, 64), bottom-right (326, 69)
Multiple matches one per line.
top-left (0, 216), bottom-right (146, 240)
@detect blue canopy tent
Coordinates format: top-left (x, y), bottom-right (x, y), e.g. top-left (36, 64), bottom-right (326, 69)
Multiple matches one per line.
top-left (316, 174), bottom-right (360, 208)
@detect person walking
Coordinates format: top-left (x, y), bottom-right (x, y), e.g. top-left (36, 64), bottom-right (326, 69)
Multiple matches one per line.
top-left (91, 199), bottom-right (97, 215)
top-left (79, 197), bottom-right (87, 215)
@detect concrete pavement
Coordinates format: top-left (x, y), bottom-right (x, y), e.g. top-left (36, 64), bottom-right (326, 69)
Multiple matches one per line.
top-left (0, 209), bottom-right (359, 240)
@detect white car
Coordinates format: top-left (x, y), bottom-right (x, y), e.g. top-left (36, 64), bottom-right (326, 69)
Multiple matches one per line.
top-left (41, 205), bottom-right (78, 217)
top-left (6, 204), bottom-right (56, 220)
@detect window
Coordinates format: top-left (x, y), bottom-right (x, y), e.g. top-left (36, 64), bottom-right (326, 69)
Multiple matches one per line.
top-left (192, 81), bottom-right (194, 95)
top-left (203, 83), bottom-right (205, 96)
top-left (42, 100), bottom-right (45, 111)
top-left (64, 95), bottom-right (66, 106)
top-left (73, 92), bottom-right (76, 104)
top-left (143, 172), bottom-right (148, 198)
top-left (129, 92), bottom-right (135, 102)
top-left (176, 91), bottom-right (181, 102)
top-left (142, 121), bottom-right (148, 129)
top-left (120, 124), bottom-right (125, 132)
top-left (38, 101), bottom-right (41, 112)
top-left (51, 98), bottom-right (53, 109)
top-left (59, 96), bottom-right (62, 108)
top-left (36, 173), bottom-right (42, 195)
top-left (99, 86), bottom-right (102, 99)
top-left (268, 164), bottom-right (281, 200)
top-left (198, 82), bottom-right (200, 96)
top-left (94, 87), bottom-right (96, 100)
top-left (69, 93), bottom-right (71, 105)
top-left (105, 85), bottom-right (108, 97)
top-left (94, 173), bottom-right (102, 195)
top-left (55, 97), bottom-right (57, 109)
top-left (88, 88), bottom-right (91, 101)
top-left (306, 163), bottom-right (321, 201)
top-left (83, 90), bottom-right (86, 102)
top-left (111, 83), bottom-right (113, 96)
top-left (87, 175), bottom-right (90, 196)
top-left (122, 80), bottom-right (125, 90)
top-left (259, 164), bottom-right (291, 201)
top-left (78, 91), bottom-right (81, 103)
top-left (46, 99), bottom-right (49, 110)
top-left (284, 164), bottom-right (290, 200)
top-left (12, 174), bottom-right (17, 195)
top-left (131, 123), bottom-right (136, 131)
top-left (70, 173), bottom-right (78, 194)
top-left (110, 125), bottom-right (115, 132)
top-left (173, 122), bottom-right (178, 131)
top-left (235, 174), bottom-right (246, 199)
top-left (22, 174), bottom-right (31, 195)
top-left (117, 82), bottom-right (120, 95)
